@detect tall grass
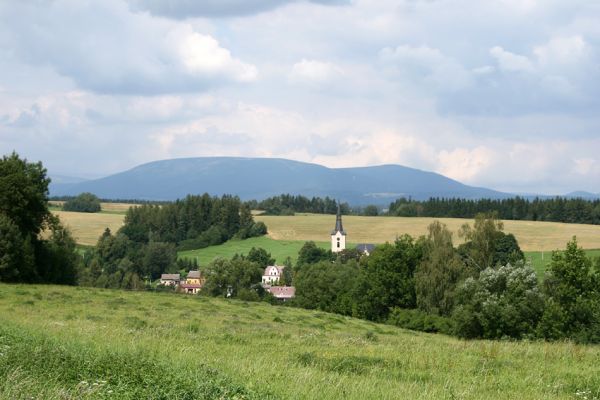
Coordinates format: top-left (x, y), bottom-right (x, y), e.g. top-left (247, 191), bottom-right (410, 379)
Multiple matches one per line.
top-left (1, 284), bottom-right (600, 399)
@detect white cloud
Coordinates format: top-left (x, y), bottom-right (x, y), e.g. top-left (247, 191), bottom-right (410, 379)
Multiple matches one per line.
top-left (490, 46), bottom-right (534, 72)
top-left (534, 35), bottom-right (587, 66)
top-left (437, 146), bottom-right (494, 182)
top-left (289, 59), bottom-right (344, 84)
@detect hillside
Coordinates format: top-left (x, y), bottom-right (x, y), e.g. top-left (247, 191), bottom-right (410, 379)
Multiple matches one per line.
top-left (1, 284), bottom-right (599, 399)
top-left (50, 157), bottom-right (510, 204)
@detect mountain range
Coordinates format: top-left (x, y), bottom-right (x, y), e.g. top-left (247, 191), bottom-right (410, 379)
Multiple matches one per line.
top-left (49, 157), bottom-right (595, 205)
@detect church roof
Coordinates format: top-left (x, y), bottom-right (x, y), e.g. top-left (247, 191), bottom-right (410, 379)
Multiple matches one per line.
top-left (331, 203), bottom-right (346, 235)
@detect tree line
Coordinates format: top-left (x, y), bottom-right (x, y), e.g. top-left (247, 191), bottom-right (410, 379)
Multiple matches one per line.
top-left (389, 196), bottom-right (600, 225)
top-left (246, 194), bottom-right (351, 216)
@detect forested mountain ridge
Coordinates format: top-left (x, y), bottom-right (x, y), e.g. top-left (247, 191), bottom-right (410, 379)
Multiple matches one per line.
top-left (50, 157), bottom-right (510, 204)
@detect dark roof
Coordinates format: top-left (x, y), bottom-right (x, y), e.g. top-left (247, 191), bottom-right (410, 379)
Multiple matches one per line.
top-left (356, 244), bottom-right (376, 253)
top-left (331, 203), bottom-right (346, 235)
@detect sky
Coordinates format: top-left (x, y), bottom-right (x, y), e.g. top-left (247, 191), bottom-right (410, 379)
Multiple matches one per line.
top-left (1, 0), bottom-right (599, 194)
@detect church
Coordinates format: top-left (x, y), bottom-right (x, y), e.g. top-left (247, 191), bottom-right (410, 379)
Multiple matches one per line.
top-left (331, 204), bottom-right (346, 253)
top-left (330, 204), bottom-right (375, 255)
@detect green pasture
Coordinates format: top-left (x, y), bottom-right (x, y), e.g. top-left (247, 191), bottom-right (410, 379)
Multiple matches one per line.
top-left (178, 236), bottom-right (333, 265)
top-left (1, 284), bottom-right (599, 399)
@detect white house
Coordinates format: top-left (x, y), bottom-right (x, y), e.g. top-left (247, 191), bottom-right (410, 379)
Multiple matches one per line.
top-left (331, 204), bottom-right (346, 253)
top-left (356, 243), bottom-right (376, 256)
top-left (262, 265), bottom-right (285, 286)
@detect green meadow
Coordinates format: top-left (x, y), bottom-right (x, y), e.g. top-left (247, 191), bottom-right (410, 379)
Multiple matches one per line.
top-left (178, 236), bottom-right (333, 265)
top-left (1, 283), bottom-right (600, 399)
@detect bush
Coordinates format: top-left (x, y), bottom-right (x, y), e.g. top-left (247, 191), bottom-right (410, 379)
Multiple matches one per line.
top-left (62, 193), bottom-right (101, 213)
top-left (387, 307), bottom-right (454, 335)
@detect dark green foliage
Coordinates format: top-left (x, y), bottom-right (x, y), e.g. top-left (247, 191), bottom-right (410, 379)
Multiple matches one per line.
top-left (203, 258), bottom-right (264, 298)
top-left (293, 261), bottom-right (359, 315)
top-left (296, 241), bottom-right (334, 267)
top-left (62, 192), bottom-right (101, 213)
top-left (387, 308), bottom-right (454, 335)
top-left (540, 237), bottom-right (600, 343)
top-left (415, 221), bottom-right (472, 316)
top-left (120, 194), bottom-right (265, 248)
top-left (0, 152), bottom-right (79, 284)
top-left (255, 194), bottom-right (350, 215)
top-left (246, 247), bottom-right (275, 268)
top-left (352, 235), bottom-right (425, 321)
top-left (389, 196), bottom-right (600, 225)
top-left (362, 205), bottom-right (379, 216)
top-left (0, 152), bottom-right (50, 236)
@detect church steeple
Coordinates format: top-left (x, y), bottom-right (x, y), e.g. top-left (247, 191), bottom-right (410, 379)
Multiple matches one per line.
top-left (331, 202), bottom-right (346, 253)
top-left (331, 203), bottom-right (346, 235)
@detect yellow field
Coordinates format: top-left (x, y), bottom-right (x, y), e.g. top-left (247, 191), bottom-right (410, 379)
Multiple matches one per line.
top-left (51, 209), bottom-right (600, 251)
top-left (53, 210), bottom-right (125, 246)
top-left (255, 214), bottom-right (600, 251)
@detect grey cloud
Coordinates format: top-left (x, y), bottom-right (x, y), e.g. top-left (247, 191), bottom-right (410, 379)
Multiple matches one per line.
top-left (127, 0), bottom-right (349, 19)
top-left (0, 1), bottom-right (257, 95)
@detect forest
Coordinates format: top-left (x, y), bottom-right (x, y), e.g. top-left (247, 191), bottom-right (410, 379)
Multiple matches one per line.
top-left (388, 196), bottom-right (600, 224)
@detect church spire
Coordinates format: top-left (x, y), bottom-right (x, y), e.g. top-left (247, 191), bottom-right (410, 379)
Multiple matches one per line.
top-left (332, 202), bottom-right (345, 235)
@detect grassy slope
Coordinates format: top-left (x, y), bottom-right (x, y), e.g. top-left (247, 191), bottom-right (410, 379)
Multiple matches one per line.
top-left (1, 284), bottom-right (599, 400)
top-left (179, 236), bottom-right (332, 264)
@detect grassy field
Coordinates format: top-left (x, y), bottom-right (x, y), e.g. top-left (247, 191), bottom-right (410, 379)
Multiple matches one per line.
top-left (256, 214), bottom-right (600, 251)
top-left (1, 284), bottom-right (599, 399)
top-left (53, 210), bottom-right (125, 246)
top-left (179, 236), bottom-right (332, 264)
top-left (52, 209), bottom-right (600, 257)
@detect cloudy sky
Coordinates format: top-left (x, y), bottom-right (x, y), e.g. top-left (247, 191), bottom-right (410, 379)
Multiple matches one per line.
top-left (1, 0), bottom-right (599, 194)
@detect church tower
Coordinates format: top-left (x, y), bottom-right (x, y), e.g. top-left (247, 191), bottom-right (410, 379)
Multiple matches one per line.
top-left (331, 203), bottom-right (346, 253)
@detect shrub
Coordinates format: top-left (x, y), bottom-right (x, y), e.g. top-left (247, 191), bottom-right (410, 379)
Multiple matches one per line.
top-left (387, 307), bottom-right (454, 335)
top-left (62, 193), bottom-right (101, 213)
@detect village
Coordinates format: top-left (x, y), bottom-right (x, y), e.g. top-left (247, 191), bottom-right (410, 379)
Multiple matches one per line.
top-left (159, 206), bottom-right (375, 300)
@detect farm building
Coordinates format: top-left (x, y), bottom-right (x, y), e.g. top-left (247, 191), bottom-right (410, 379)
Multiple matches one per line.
top-left (267, 286), bottom-right (296, 301)
top-left (180, 270), bottom-right (205, 294)
top-left (262, 265), bottom-right (285, 286)
top-left (159, 274), bottom-right (180, 286)
top-left (355, 243), bottom-right (376, 256)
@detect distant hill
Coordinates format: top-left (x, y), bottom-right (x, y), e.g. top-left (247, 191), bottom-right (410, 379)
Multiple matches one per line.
top-left (564, 191), bottom-right (600, 200)
top-left (50, 157), bottom-right (513, 204)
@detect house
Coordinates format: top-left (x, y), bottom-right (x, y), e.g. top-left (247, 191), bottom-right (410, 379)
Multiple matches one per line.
top-left (262, 265), bottom-right (285, 286)
top-left (180, 270), bottom-right (205, 294)
top-left (160, 273), bottom-right (180, 286)
top-left (356, 243), bottom-right (376, 256)
top-left (331, 203), bottom-right (346, 253)
top-left (267, 286), bottom-right (296, 301)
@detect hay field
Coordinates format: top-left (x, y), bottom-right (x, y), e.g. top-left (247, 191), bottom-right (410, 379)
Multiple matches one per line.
top-left (256, 214), bottom-right (600, 251)
top-left (50, 201), bottom-right (135, 214)
top-left (2, 283), bottom-right (600, 399)
top-left (53, 210), bottom-right (125, 246)
top-left (53, 209), bottom-right (600, 251)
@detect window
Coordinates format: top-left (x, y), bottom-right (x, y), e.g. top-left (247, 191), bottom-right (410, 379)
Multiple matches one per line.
top-left (337, 242), bottom-right (340, 248)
